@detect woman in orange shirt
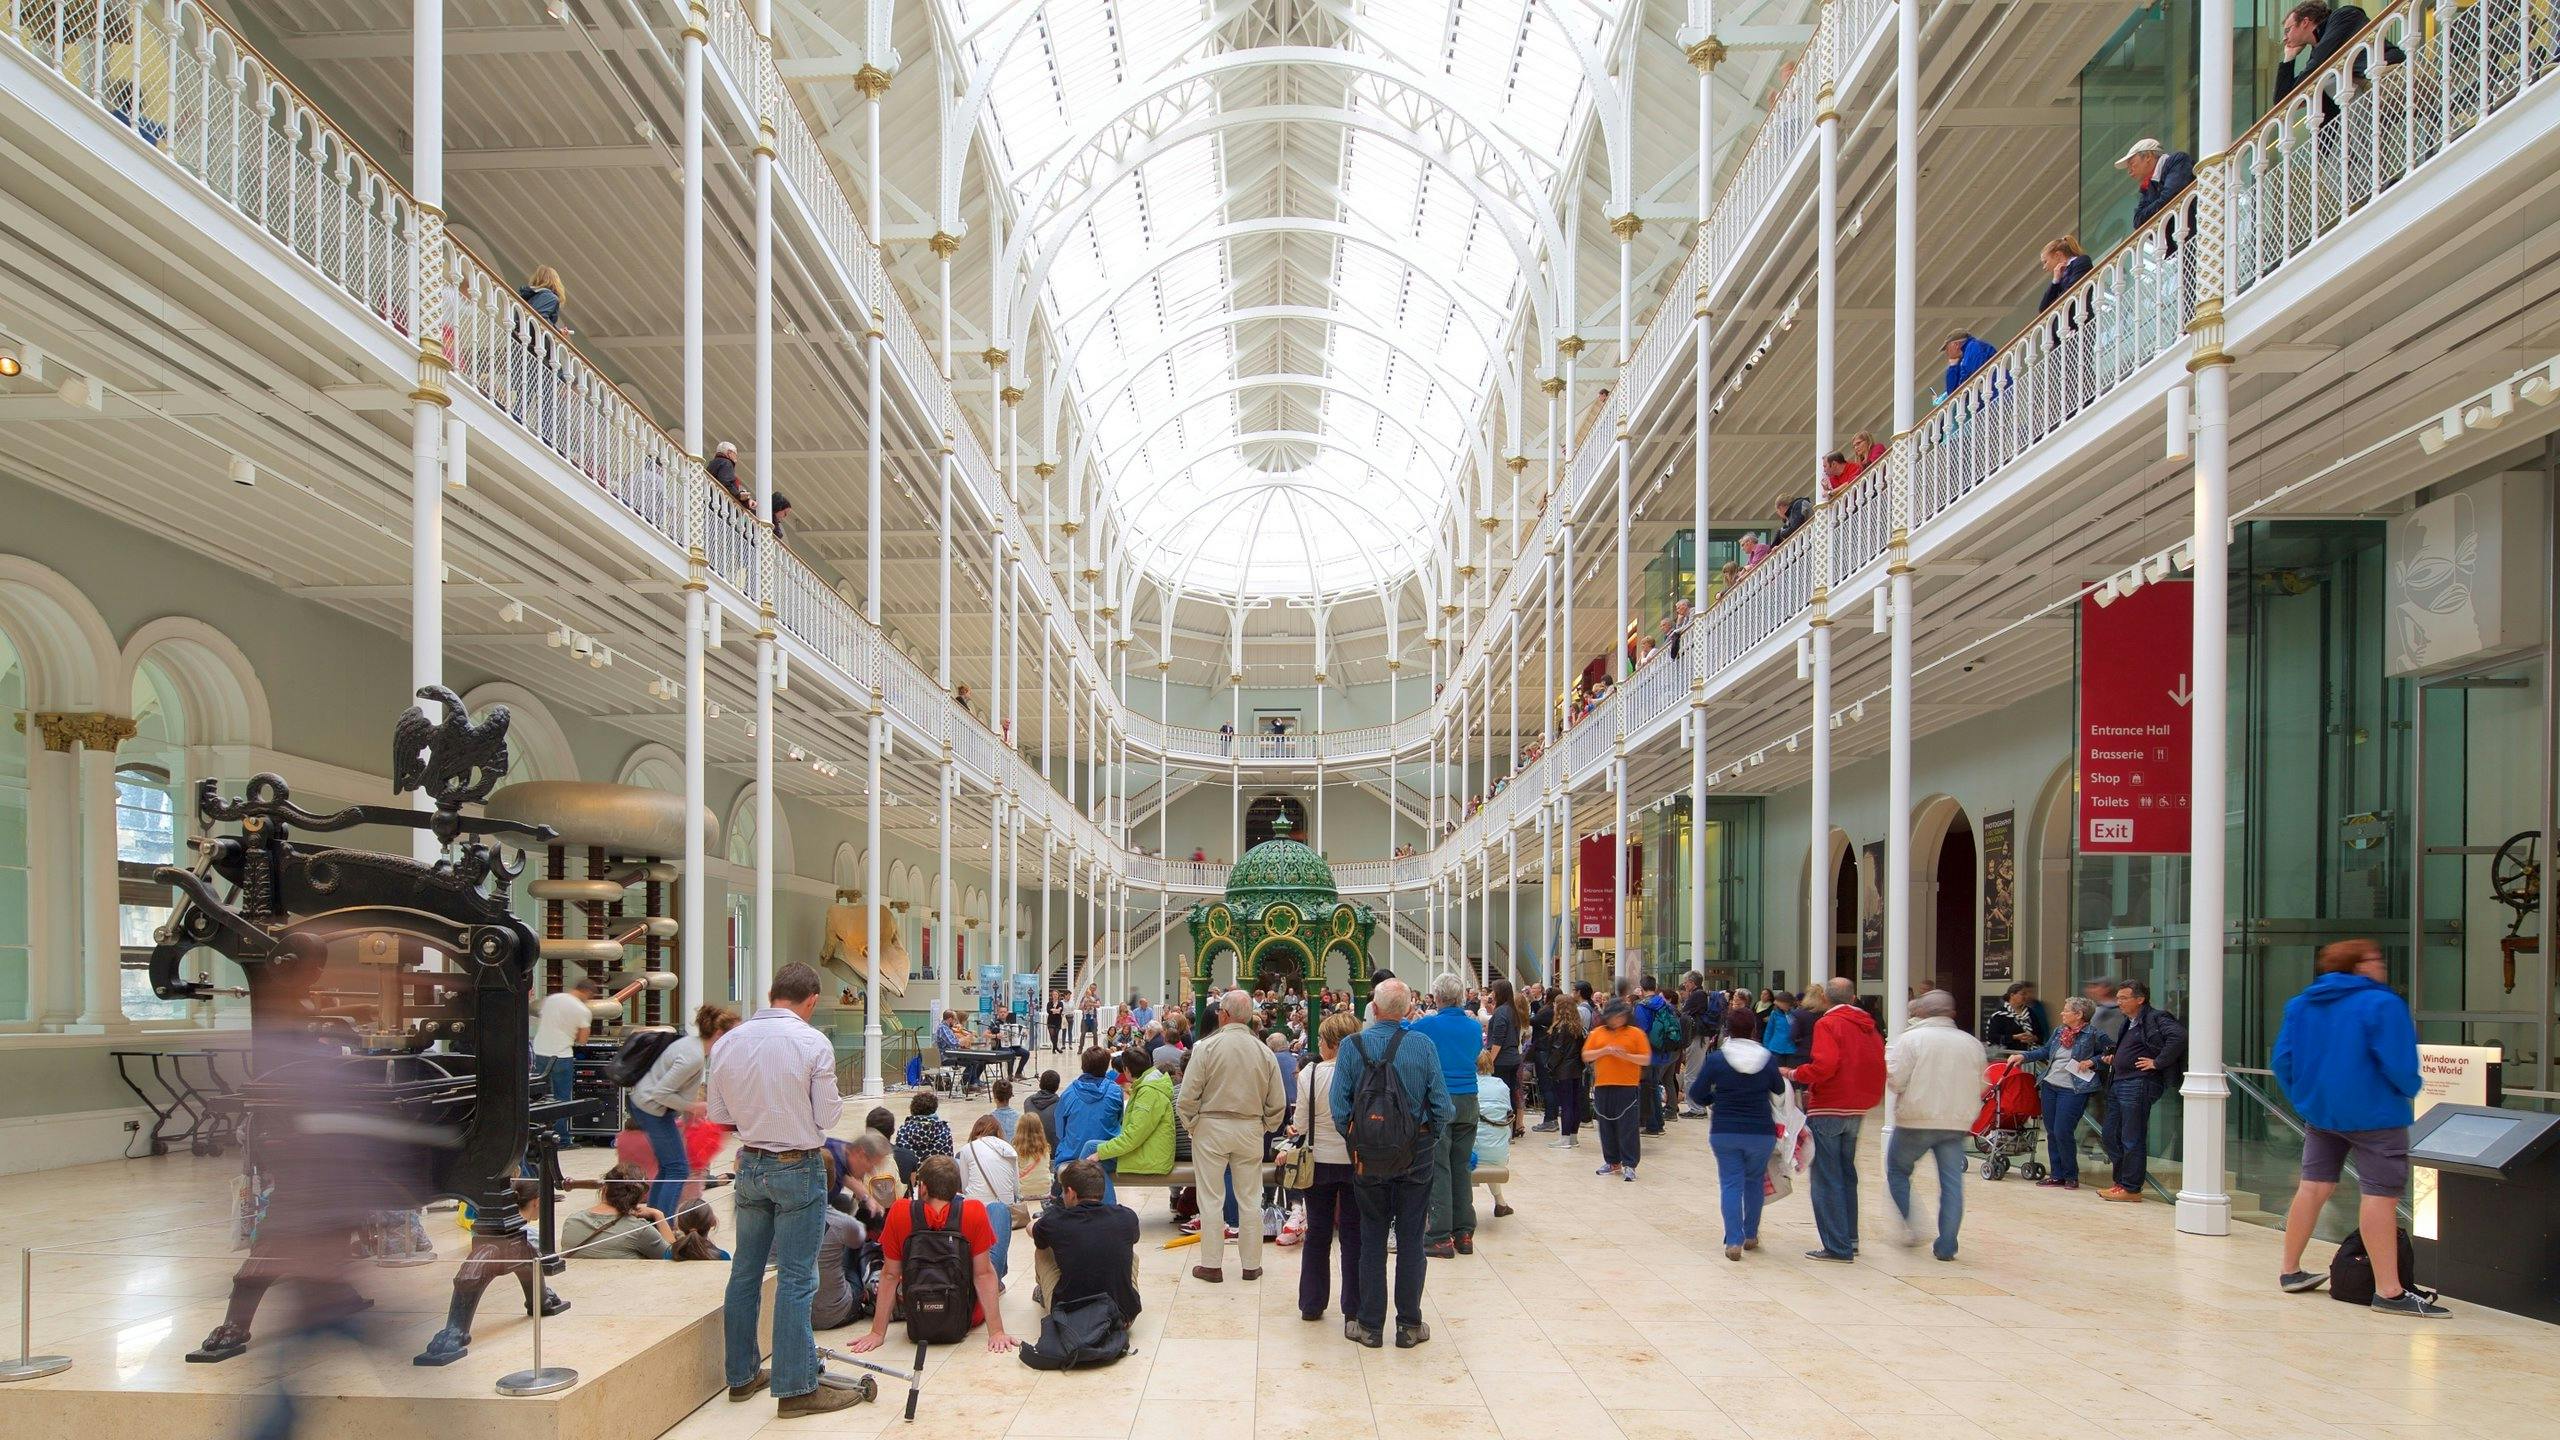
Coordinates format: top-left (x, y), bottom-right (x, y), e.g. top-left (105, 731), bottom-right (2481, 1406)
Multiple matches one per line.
top-left (1582, 1001), bottom-right (1653, 1182)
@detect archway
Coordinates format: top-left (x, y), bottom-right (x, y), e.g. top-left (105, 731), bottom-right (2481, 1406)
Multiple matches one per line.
top-left (1914, 798), bottom-right (1981, 1027)
top-left (1244, 793), bottom-right (1307, 851)
top-left (1832, 844), bottom-right (1860, 987)
top-left (2026, 763), bottom-right (2078, 1006)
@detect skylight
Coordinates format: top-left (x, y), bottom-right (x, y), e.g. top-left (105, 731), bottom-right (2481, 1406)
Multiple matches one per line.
top-left (948, 0), bottom-right (1610, 600)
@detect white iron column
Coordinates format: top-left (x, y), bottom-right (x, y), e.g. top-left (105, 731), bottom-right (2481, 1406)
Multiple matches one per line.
top-left (409, 0), bottom-right (448, 862)
top-left (2178, 0), bottom-right (2238, 1236)
top-left (751, 0), bottom-right (776, 1003)
top-left (932, 226), bottom-right (957, 1015)
top-left (858, 61), bottom-right (890, 1097)
top-left (1157, 659), bottom-right (1170, 994)
top-left (1806, 33), bottom-right (1841, 995)
top-left (1885, 0), bottom-right (1921, 1051)
top-left (1688, 18), bottom-right (1720, 983)
top-left (1387, 649), bottom-right (1400, 972)
top-left (69, 723), bottom-right (136, 1028)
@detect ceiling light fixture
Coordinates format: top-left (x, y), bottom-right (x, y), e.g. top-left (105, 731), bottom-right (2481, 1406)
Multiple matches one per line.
top-left (0, 347), bottom-right (20, 377)
top-left (2416, 407), bottom-right (2463, 456)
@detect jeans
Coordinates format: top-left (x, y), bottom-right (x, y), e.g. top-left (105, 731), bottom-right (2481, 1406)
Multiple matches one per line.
top-left (2042, 1087), bottom-right (2091, 1185)
top-left (632, 1102), bottom-right (689, 1218)
top-left (1640, 1064), bottom-right (1665, 1132)
top-left (1298, 1163), bottom-right (1362, 1320)
top-left (726, 1148), bottom-right (827, 1399)
top-left (1807, 1113), bottom-right (1864, 1257)
top-left (1426, 1094), bottom-right (1479, 1244)
top-left (1711, 1131), bottom-right (1777, 1247)
top-left (532, 1055), bottom-right (576, 1148)
top-left (1886, 1127), bottom-right (1967, 1260)
top-left (984, 1201), bottom-right (1013, 1280)
top-left (2105, 1077), bottom-right (2160, 1193)
top-left (1594, 1085), bottom-right (1642, 1170)
top-left (1351, 1164), bottom-right (1430, 1332)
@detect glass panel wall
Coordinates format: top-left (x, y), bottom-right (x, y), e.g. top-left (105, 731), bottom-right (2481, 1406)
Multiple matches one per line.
top-left (2076, 2), bottom-right (2280, 255)
top-left (1629, 796), bottom-right (1762, 987)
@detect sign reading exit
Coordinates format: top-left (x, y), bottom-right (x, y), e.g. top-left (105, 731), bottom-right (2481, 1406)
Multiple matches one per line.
top-left (2077, 580), bottom-right (2193, 855)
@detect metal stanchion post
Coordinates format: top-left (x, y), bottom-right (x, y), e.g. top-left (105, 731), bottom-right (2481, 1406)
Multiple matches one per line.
top-left (1, 1248), bottom-right (72, 1382)
top-left (495, 1256), bottom-right (576, 1396)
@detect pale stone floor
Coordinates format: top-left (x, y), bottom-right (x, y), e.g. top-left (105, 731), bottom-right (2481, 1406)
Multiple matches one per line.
top-left (11, 1090), bottom-right (2558, 1440)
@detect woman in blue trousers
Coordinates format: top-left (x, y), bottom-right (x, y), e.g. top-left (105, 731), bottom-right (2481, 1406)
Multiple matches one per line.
top-left (1689, 1007), bottom-right (1786, 1260)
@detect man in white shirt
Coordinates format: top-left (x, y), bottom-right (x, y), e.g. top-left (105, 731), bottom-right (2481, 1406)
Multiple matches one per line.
top-left (1883, 989), bottom-right (1990, 1262)
top-left (531, 977), bottom-right (597, 1146)
top-left (706, 962), bottom-right (857, 1418)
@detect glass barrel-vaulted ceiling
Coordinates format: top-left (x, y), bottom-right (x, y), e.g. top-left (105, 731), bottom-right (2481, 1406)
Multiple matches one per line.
top-left (948, 0), bottom-right (1611, 600)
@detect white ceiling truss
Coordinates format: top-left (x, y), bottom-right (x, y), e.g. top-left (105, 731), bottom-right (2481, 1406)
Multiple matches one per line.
top-left (910, 0), bottom-right (1634, 611)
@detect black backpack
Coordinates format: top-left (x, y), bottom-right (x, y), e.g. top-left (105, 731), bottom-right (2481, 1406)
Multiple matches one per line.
top-left (610, 1028), bottom-right (681, 1087)
top-left (1346, 1031), bottom-right (1423, 1176)
top-left (2329, 1226), bottom-right (2423, 1306)
top-left (897, 1198), bottom-right (977, 1344)
top-left (1016, 1291), bottom-right (1132, 1371)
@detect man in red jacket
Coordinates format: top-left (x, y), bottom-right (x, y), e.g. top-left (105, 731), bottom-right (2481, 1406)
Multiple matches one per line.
top-left (1783, 978), bottom-right (1886, 1262)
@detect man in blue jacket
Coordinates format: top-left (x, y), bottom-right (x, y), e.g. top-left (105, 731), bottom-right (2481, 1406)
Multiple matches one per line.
top-left (1051, 1046), bottom-right (1127, 1201)
top-left (1330, 980), bottom-right (1453, 1349)
top-left (1409, 975), bottom-right (1483, 1259)
top-left (2270, 939), bottom-right (2444, 1316)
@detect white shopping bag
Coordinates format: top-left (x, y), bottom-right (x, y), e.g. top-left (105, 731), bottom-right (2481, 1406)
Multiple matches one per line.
top-left (1772, 1078), bottom-right (1812, 1178)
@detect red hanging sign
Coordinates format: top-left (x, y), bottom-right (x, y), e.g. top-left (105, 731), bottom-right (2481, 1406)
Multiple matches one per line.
top-left (2077, 580), bottom-right (2194, 855)
top-left (1577, 834), bottom-right (1616, 937)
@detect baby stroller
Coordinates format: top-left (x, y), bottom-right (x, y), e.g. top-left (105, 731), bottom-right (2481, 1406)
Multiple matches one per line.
top-left (1970, 1056), bottom-right (2046, 1182)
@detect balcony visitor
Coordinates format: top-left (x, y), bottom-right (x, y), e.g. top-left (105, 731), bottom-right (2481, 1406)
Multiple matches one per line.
top-left (2277, 3), bottom-right (2402, 125)
top-left (2119, 138), bottom-right (2196, 235)
top-left (710, 440), bottom-right (749, 508)
top-left (1941, 331), bottom-right (1997, 396)
top-left (2037, 236), bottom-right (2093, 312)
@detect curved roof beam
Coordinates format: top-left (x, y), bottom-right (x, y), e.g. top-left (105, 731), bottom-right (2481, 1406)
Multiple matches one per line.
top-left (997, 102), bottom-right (1563, 361)
top-left (1077, 306), bottom-right (1490, 456)
top-left (1146, 471), bottom-right (1422, 603)
top-left (1092, 375), bottom-right (1491, 519)
top-left (937, 2), bottom-right (1630, 226)
top-left (1037, 219), bottom-right (1516, 453)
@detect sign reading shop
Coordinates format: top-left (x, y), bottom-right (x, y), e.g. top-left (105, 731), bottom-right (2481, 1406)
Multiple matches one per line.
top-left (2077, 580), bottom-right (2193, 856)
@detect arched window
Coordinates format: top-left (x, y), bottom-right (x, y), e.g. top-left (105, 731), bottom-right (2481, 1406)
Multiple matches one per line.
top-left (1244, 793), bottom-right (1307, 850)
top-left (724, 792), bottom-right (761, 1005)
top-left (118, 662), bottom-right (191, 1023)
top-left (0, 630), bottom-right (29, 1024)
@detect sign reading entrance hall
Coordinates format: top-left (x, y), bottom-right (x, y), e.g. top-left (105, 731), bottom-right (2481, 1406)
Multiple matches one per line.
top-left (2077, 580), bottom-right (2193, 855)
top-left (1578, 833), bottom-right (1616, 937)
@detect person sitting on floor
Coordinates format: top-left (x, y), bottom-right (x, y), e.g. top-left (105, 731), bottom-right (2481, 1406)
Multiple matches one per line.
top-left (847, 1156), bottom-right (1016, 1355)
top-left (560, 1163), bottom-right (675, 1260)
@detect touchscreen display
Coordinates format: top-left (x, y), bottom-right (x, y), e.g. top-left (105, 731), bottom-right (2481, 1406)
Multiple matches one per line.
top-left (2424, 1113), bottom-right (2520, 1161)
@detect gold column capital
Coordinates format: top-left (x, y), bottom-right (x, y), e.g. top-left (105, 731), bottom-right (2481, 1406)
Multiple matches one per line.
top-left (1685, 36), bottom-right (1727, 72)
top-left (28, 712), bottom-right (139, 753)
top-left (928, 230), bottom-right (963, 257)
top-left (852, 65), bottom-right (894, 99)
top-left (1609, 212), bottom-right (1644, 241)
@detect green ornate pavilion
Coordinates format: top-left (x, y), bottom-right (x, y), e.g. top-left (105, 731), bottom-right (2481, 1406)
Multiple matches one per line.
top-left (1185, 815), bottom-right (1377, 1029)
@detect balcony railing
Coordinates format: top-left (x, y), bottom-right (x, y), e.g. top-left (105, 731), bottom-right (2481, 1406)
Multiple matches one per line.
top-left (5, 0), bottom-right (416, 342)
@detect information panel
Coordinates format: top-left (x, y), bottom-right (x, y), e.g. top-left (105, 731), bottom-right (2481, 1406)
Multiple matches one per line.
top-left (2077, 580), bottom-right (2194, 855)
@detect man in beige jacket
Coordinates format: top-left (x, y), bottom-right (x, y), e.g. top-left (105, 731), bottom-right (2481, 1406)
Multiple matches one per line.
top-left (1178, 989), bottom-right (1289, 1282)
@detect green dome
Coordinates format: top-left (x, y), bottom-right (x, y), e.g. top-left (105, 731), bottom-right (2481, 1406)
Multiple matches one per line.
top-left (1225, 814), bottom-right (1337, 906)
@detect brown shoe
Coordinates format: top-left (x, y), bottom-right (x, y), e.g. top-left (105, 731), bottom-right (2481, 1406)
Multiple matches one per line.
top-left (1191, 1265), bottom-right (1224, 1282)
top-left (776, 1384), bottom-right (867, 1418)
top-left (1240, 1268), bottom-right (1263, 1281)
top-left (727, 1369), bottom-right (769, 1402)
top-left (2099, 1187), bottom-right (2144, 1203)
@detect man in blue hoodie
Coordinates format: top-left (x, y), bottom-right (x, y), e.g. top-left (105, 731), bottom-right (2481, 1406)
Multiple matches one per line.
top-left (2270, 939), bottom-right (2444, 1316)
top-left (1051, 1046), bottom-right (1127, 1202)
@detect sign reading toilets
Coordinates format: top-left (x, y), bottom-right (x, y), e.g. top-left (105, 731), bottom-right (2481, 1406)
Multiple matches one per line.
top-left (2078, 580), bottom-right (2192, 855)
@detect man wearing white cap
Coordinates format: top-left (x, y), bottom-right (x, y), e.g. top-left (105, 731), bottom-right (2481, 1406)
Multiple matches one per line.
top-left (2118, 137), bottom-right (2196, 231)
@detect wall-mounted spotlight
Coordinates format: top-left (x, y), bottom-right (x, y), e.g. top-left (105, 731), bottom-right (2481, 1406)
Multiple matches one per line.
top-left (499, 600), bottom-right (526, 624)
top-left (2416, 408), bottom-right (2463, 456)
top-left (2462, 381), bottom-right (2515, 433)
top-left (569, 632), bottom-right (595, 659)
top-left (2520, 356), bottom-right (2560, 408)
top-left (0, 347), bottom-right (21, 377)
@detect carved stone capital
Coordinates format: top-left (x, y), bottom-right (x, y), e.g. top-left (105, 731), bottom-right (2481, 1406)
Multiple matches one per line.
top-left (29, 711), bottom-right (138, 753)
top-left (1609, 212), bottom-right (1643, 241)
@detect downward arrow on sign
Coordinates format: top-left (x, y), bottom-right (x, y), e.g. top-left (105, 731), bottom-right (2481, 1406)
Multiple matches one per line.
top-left (2169, 674), bottom-right (2193, 707)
